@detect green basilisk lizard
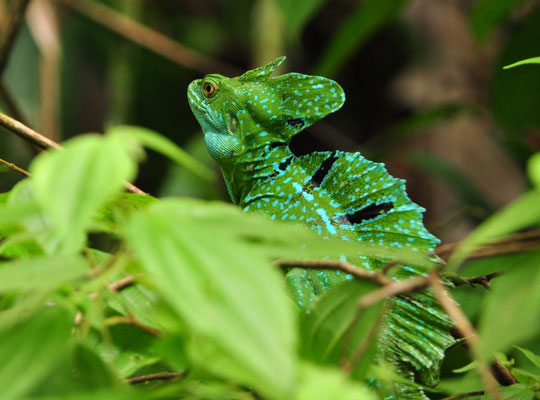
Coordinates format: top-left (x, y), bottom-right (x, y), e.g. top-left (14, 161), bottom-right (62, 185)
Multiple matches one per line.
top-left (188, 57), bottom-right (455, 398)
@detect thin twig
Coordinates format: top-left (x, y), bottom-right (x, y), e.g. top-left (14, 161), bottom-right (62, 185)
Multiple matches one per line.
top-left (436, 229), bottom-right (540, 261)
top-left (126, 371), bottom-right (186, 385)
top-left (428, 271), bottom-right (503, 400)
top-left (57, 0), bottom-right (241, 76)
top-left (104, 315), bottom-right (162, 338)
top-left (107, 275), bottom-right (135, 292)
top-left (0, 109), bottom-right (61, 149)
top-left (449, 271), bottom-right (502, 289)
top-left (0, 110), bottom-right (146, 194)
top-left (274, 258), bottom-right (393, 286)
top-left (0, 157), bottom-right (30, 176)
top-left (0, 0), bottom-right (32, 75)
top-left (441, 391), bottom-right (485, 400)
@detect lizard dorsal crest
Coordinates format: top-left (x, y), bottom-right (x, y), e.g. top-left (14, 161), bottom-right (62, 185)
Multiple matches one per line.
top-left (239, 56), bottom-right (286, 82)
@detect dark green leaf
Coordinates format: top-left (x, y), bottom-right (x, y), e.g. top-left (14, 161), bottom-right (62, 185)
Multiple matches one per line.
top-left (476, 254), bottom-right (540, 360)
top-left (513, 346), bottom-right (540, 369)
top-left (483, 383), bottom-right (535, 400)
top-left (299, 280), bottom-right (384, 379)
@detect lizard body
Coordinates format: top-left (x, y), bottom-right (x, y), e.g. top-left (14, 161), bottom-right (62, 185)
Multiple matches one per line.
top-left (187, 57), bottom-right (454, 398)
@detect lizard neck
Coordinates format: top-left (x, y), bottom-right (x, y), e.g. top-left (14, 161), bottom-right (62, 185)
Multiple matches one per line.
top-left (221, 142), bottom-right (294, 205)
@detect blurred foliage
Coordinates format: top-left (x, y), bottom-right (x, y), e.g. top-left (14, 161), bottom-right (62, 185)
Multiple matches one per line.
top-left (0, 0), bottom-right (540, 399)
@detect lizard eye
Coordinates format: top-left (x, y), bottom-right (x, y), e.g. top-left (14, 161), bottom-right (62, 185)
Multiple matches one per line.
top-left (202, 82), bottom-right (217, 98)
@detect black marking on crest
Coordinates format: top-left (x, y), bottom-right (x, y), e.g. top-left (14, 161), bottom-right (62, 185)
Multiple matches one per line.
top-left (278, 156), bottom-right (294, 171)
top-left (345, 203), bottom-right (394, 225)
top-left (287, 118), bottom-right (304, 129)
top-left (311, 153), bottom-right (339, 187)
top-left (268, 141), bottom-right (287, 149)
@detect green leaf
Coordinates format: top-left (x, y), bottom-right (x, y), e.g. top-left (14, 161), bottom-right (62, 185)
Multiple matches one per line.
top-left (313, 0), bottom-right (409, 77)
top-left (504, 56), bottom-right (540, 69)
top-left (299, 280), bottom-right (384, 379)
top-left (0, 307), bottom-right (73, 399)
top-left (295, 363), bottom-right (376, 400)
top-left (107, 125), bottom-right (214, 181)
top-left (448, 190), bottom-right (540, 270)
top-left (485, 383), bottom-right (535, 400)
top-left (30, 134), bottom-right (135, 254)
top-left (470, 0), bottom-right (527, 41)
top-left (527, 153), bottom-right (540, 188)
top-left (476, 254), bottom-right (540, 360)
top-left (514, 346), bottom-right (540, 369)
top-left (24, 388), bottom-right (147, 400)
top-left (124, 199), bottom-right (297, 399)
top-left (0, 255), bottom-right (88, 292)
top-left (275, 0), bottom-right (329, 39)
top-left (452, 360), bottom-right (480, 374)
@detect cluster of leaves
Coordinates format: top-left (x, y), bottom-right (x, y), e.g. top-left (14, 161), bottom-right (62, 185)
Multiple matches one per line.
top-left (0, 125), bottom-right (539, 399)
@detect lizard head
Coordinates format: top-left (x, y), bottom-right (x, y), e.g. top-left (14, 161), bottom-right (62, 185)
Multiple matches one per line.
top-left (187, 56), bottom-right (345, 164)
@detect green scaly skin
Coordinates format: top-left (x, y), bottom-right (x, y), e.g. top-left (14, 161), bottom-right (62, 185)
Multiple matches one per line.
top-left (187, 57), bottom-right (455, 398)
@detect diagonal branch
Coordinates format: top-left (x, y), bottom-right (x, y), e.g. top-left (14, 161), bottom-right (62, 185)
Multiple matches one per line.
top-left (57, 0), bottom-right (241, 76)
top-left (0, 110), bottom-right (146, 194)
top-left (0, 0), bottom-right (32, 75)
top-left (0, 156), bottom-right (30, 176)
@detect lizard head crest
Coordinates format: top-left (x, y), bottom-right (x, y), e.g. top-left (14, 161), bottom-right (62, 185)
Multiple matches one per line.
top-left (188, 56), bottom-right (345, 164)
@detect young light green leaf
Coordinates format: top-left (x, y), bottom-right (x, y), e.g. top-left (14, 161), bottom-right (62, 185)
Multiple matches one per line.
top-left (107, 125), bottom-right (214, 181)
top-left (0, 255), bottom-right (88, 292)
top-left (295, 363), bottom-right (376, 400)
top-left (452, 360), bottom-right (480, 374)
top-left (514, 346), bottom-right (540, 369)
top-left (503, 56), bottom-right (540, 70)
top-left (124, 199), bottom-right (297, 399)
top-left (476, 254), bottom-right (540, 360)
top-left (30, 134), bottom-right (136, 254)
top-left (0, 307), bottom-right (73, 399)
top-left (527, 153), bottom-right (540, 187)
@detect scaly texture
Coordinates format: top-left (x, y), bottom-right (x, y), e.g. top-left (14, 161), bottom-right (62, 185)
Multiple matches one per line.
top-left (188, 57), bottom-right (455, 398)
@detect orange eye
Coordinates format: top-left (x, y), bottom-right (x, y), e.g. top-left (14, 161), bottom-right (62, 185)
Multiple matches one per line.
top-left (202, 82), bottom-right (216, 98)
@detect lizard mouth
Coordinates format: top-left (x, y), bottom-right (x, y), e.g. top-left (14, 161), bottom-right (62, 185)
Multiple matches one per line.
top-left (187, 81), bottom-right (207, 114)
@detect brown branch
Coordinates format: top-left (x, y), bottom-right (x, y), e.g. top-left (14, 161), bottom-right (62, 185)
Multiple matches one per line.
top-left (436, 229), bottom-right (540, 261)
top-left (57, 0), bottom-right (241, 76)
top-left (491, 358), bottom-right (518, 386)
top-left (274, 258), bottom-right (393, 286)
top-left (0, 0), bottom-right (32, 75)
top-left (450, 271), bottom-right (502, 289)
top-left (104, 315), bottom-right (162, 338)
top-left (428, 271), bottom-right (503, 400)
top-left (0, 157), bottom-right (30, 176)
top-left (126, 371), bottom-right (186, 385)
top-left (0, 110), bottom-right (146, 194)
top-left (441, 391), bottom-right (485, 400)
top-left (0, 109), bottom-right (61, 150)
top-left (107, 275), bottom-right (135, 292)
